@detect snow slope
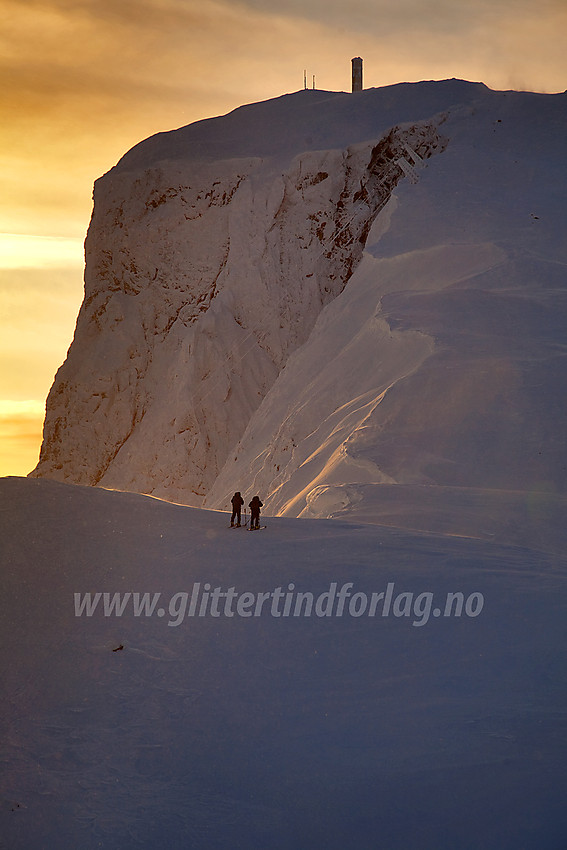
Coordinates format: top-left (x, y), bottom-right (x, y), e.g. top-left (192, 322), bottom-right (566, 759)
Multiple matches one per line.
top-left (1, 476), bottom-right (566, 849)
top-left (31, 79), bottom-right (567, 530)
top-left (206, 89), bottom-right (567, 538)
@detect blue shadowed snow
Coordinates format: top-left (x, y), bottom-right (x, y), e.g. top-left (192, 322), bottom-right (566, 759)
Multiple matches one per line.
top-left (113, 79), bottom-right (489, 174)
top-left (1, 477), bottom-right (566, 848)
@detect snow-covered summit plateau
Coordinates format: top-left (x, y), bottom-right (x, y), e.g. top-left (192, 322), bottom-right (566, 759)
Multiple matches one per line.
top-left (31, 80), bottom-right (567, 545)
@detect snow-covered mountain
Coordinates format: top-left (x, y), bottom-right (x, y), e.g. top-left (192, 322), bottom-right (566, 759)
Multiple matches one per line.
top-left (10, 79), bottom-right (567, 847)
top-left (31, 80), bottom-right (567, 546)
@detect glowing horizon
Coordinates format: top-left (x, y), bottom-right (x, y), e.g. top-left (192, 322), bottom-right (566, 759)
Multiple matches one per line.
top-left (2, 0), bottom-right (566, 477)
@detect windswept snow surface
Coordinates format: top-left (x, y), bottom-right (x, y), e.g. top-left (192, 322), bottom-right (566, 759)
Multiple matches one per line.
top-left (1, 477), bottom-right (566, 849)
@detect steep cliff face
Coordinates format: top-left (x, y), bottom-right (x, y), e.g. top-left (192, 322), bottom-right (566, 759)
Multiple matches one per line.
top-left (32, 98), bottom-right (448, 504)
top-left (31, 81), bottom-right (567, 526)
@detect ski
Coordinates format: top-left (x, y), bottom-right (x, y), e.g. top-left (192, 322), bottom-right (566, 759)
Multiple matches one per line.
top-left (249, 525), bottom-right (267, 531)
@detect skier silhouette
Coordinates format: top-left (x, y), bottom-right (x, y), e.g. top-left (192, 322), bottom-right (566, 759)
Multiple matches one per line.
top-left (230, 491), bottom-right (244, 527)
top-left (248, 495), bottom-right (263, 530)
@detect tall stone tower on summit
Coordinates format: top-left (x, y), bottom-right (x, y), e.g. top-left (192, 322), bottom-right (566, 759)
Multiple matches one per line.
top-left (351, 57), bottom-right (363, 92)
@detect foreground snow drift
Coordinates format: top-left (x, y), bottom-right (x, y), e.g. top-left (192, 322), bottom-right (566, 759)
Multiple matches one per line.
top-left (1, 477), bottom-right (566, 848)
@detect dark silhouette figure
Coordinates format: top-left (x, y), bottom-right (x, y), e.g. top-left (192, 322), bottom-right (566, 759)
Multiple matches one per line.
top-left (249, 495), bottom-right (263, 529)
top-left (230, 491), bottom-right (244, 526)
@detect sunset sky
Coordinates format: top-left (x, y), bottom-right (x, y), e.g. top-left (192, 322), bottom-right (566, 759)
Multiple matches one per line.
top-left (1, 0), bottom-right (566, 477)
